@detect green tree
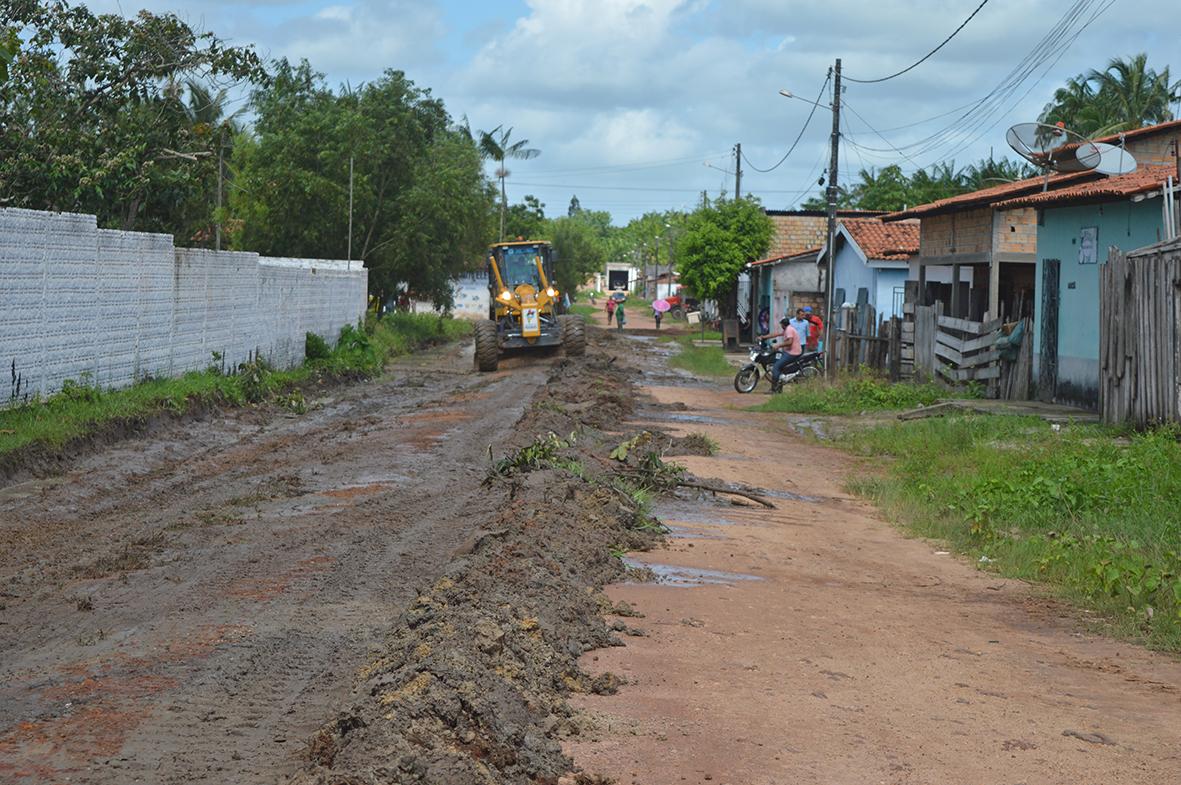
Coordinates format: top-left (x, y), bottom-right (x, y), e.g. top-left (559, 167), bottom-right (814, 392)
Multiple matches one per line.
top-left (0, 1), bottom-right (264, 233)
top-left (478, 126), bottom-right (540, 241)
top-left (677, 198), bottom-right (773, 317)
top-left (504, 194), bottom-right (547, 241)
top-left (1040, 53), bottom-right (1179, 136)
top-left (234, 60), bottom-right (494, 308)
top-left (0, 27), bottom-right (18, 82)
top-left (550, 216), bottom-right (606, 295)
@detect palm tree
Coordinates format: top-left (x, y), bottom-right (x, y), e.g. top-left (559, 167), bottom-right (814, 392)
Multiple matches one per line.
top-left (478, 126), bottom-right (540, 241)
top-left (1089, 54), bottom-right (1178, 135)
top-left (1039, 54), bottom-right (1179, 137)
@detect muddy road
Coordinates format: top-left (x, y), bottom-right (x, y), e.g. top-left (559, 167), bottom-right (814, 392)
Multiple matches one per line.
top-left (4, 320), bottom-right (1180, 785)
top-left (0, 341), bottom-right (562, 783)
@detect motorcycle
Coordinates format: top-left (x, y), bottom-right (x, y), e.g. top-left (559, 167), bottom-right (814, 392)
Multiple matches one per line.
top-left (733, 341), bottom-right (824, 393)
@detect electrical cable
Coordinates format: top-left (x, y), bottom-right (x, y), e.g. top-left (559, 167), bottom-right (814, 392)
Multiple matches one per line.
top-left (741, 70), bottom-right (832, 173)
top-left (845, 0), bottom-right (990, 84)
top-left (838, 0), bottom-right (1102, 161)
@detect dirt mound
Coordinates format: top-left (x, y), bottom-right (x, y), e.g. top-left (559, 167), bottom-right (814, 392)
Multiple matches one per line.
top-left (290, 352), bottom-right (662, 785)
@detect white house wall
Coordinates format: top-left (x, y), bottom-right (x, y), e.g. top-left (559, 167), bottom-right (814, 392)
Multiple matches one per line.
top-left (1, 207), bottom-right (367, 402)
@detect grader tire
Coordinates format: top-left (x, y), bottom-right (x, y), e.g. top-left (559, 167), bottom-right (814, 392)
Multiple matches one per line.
top-left (559, 315), bottom-right (586, 357)
top-left (474, 320), bottom-right (500, 372)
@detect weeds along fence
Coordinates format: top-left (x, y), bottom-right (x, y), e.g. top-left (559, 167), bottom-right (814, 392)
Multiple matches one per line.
top-left (2, 207), bottom-right (367, 405)
top-left (1101, 239), bottom-right (1181, 426)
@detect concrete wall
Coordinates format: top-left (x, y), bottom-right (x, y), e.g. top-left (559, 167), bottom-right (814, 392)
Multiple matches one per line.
top-left (1, 207), bottom-right (367, 402)
top-left (1033, 200), bottom-right (1164, 406)
top-left (769, 260), bottom-right (824, 324)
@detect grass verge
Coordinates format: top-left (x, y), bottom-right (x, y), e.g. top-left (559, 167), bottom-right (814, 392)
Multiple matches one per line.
top-left (668, 336), bottom-right (733, 377)
top-left (838, 414), bottom-right (1181, 650)
top-left (752, 375), bottom-right (979, 415)
top-left (0, 313), bottom-right (471, 459)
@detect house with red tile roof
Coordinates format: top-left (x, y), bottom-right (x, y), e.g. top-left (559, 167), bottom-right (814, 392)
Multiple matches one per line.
top-left (748, 209), bottom-right (884, 337)
top-left (816, 218), bottom-right (919, 319)
top-left (993, 162), bottom-right (1180, 407)
top-left (882, 119), bottom-right (1181, 325)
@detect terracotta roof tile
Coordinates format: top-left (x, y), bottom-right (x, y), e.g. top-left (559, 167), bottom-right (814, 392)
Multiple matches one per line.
top-left (995, 164), bottom-right (1176, 208)
top-left (750, 247), bottom-right (821, 267)
top-left (882, 171), bottom-right (1095, 220)
top-left (840, 217), bottom-right (919, 260)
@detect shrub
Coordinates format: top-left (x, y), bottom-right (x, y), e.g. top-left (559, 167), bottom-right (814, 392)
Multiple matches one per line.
top-left (305, 332), bottom-right (331, 360)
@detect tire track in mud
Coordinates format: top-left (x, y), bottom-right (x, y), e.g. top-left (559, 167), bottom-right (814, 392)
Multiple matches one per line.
top-left (0, 342), bottom-right (559, 784)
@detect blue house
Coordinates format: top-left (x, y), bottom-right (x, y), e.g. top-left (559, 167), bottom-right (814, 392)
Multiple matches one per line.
top-left (995, 164), bottom-right (1178, 407)
top-left (819, 217), bottom-right (919, 320)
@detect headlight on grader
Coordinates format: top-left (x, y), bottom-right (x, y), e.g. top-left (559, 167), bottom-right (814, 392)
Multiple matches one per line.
top-left (545, 287), bottom-right (556, 298)
top-left (500, 290), bottom-right (512, 301)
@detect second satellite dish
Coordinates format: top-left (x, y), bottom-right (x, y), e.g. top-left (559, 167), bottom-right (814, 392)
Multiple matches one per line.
top-left (1092, 142), bottom-right (1138, 176)
top-left (1006, 122), bottom-right (1101, 173)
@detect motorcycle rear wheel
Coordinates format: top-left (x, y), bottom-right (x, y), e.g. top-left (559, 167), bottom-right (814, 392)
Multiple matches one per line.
top-left (798, 365), bottom-right (820, 381)
top-left (734, 365), bottom-right (760, 393)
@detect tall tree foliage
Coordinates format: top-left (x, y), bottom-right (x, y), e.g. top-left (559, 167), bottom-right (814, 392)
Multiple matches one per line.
top-left (677, 198), bottom-right (772, 316)
top-left (233, 60), bottom-right (494, 308)
top-left (0, 0), bottom-right (264, 233)
top-left (1041, 53), bottom-right (1179, 137)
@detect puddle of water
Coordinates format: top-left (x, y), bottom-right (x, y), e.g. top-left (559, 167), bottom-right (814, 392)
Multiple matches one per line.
top-left (653, 502), bottom-right (741, 526)
top-left (623, 557), bottom-right (762, 587)
top-left (641, 411), bottom-right (728, 425)
top-left (666, 525), bottom-right (729, 541)
top-left (756, 487), bottom-right (821, 503)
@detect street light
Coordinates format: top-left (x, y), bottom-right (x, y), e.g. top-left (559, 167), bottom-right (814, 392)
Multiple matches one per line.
top-left (778, 89), bottom-right (830, 110)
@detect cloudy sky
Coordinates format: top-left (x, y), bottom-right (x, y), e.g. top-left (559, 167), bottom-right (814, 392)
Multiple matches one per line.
top-left (89, 0), bottom-right (1180, 223)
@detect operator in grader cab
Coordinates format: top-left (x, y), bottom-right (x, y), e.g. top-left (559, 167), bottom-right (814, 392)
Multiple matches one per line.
top-left (473, 240), bottom-right (586, 372)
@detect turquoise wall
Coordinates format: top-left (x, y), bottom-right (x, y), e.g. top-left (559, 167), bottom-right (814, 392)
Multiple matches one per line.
top-left (1034, 200), bottom-right (1163, 405)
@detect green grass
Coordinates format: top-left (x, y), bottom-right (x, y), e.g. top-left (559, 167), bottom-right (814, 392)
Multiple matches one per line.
top-left (668, 336), bottom-right (733, 377)
top-left (0, 313), bottom-right (471, 458)
top-left (751, 375), bottom-right (979, 415)
top-left (839, 415), bottom-right (1181, 650)
top-left (568, 303), bottom-right (598, 319)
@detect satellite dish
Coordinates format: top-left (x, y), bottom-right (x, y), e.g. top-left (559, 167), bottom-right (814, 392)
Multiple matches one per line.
top-left (1092, 142), bottom-right (1137, 176)
top-left (1006, 122), bottom-right (1101, 173)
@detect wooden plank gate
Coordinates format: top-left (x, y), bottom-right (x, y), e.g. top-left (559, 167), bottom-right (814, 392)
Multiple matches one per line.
top-left (1100, 242), bottom-right (1181, 426)
top-left (934, 314), bottom-right (1003, 385)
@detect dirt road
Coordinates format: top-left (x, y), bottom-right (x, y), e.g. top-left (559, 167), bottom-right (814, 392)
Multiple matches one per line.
top-left (566, 360), bottom-right (1181, 784)
top-left (0, 341), bottom-right (554, 783)
top-left (4, 324), bottom-right (1179, 785)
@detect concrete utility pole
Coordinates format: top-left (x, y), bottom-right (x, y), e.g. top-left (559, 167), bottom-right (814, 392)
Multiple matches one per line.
top-left (347, 156), bottom-right (354, 263)
top-left (215, 127), bottom-right (225, 252)
top-left (734, 143), bottom-right (743, 200)
top-left (823, 58), bottom-right (842, 377)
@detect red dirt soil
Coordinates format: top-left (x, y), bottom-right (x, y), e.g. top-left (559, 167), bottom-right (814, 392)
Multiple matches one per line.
top-left (566, 380), bottom-right (1181, 785)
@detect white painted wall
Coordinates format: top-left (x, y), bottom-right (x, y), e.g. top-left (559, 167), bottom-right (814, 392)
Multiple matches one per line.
top-left (2, 207), bottom-right (367, 402)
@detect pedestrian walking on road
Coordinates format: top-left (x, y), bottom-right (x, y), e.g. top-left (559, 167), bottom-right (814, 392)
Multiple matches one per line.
top-left (606, 298), bottom-right (617, 323)
top-left (615, 303), bottom-right (626, 330)
top-left (653, 306), bottom-right (663, 329)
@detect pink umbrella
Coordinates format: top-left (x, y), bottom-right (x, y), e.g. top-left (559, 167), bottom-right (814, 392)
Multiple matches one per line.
top-left (652, 299), bottom-right (671, 312)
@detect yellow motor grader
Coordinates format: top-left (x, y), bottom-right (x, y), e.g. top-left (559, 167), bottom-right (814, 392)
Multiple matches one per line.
top-left (474, 240), bottom-right (585, 372)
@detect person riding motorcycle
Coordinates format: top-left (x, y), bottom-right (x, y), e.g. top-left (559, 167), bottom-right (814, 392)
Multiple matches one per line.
top-left (757, 316), bottom-right (803, 390)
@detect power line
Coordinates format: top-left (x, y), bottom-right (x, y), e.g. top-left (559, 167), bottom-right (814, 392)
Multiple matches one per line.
top-left (838, 0), bottom-right (1107, 164)
top-left (845, 0), bottom-right (991, 84)
top-left (741, 71), bottom-right (833, 173)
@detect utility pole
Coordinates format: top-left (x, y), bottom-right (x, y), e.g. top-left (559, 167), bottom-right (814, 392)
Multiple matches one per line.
top-left (734, 143), bottom-right (743, 200)
top-left (347, 156), bottom-right (354, 264)
top-left (823, 58), bottom-right (842, 377)
top-left (214, 127), bottom-right (225, 252)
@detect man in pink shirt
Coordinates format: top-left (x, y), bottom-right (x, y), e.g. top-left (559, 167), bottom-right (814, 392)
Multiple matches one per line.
top-left (757, 316), bottom-right (802, 390)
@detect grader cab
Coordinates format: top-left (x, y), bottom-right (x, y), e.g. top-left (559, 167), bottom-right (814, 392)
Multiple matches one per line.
top-left (474, 241), bottom-right (586, 372)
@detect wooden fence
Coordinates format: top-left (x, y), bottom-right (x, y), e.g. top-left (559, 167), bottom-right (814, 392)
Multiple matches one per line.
top-left (1100, 241), bottom-right (1181, 426)
top-left (829, 300), bottom-right (1032, 399)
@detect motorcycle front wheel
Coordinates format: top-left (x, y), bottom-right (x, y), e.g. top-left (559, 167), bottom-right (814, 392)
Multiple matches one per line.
top-left (734, 365), bottom-right (760, 393)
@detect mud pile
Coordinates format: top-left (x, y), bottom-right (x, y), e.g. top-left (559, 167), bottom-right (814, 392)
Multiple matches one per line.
top-left (291, 356), bottom-right (661, 785)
